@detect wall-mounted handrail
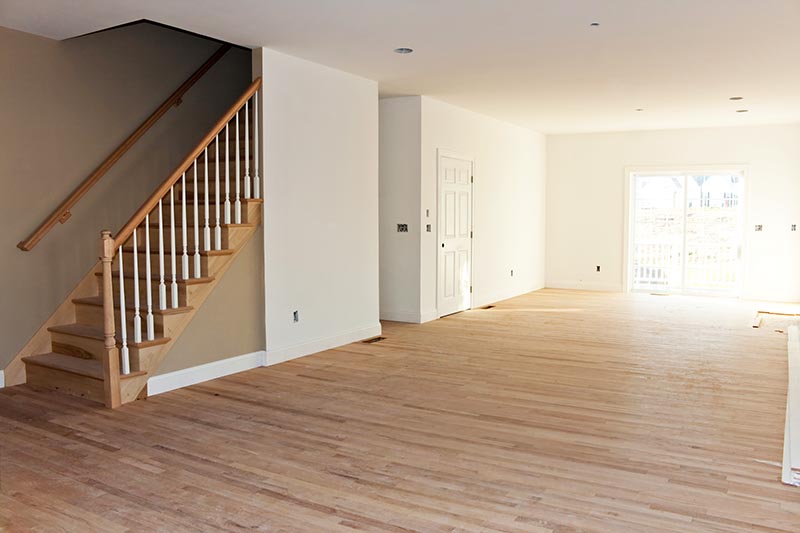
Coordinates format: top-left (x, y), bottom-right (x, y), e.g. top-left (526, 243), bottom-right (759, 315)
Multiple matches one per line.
top-left (112, 77), bottom-right (262, 249)
top-left (17, 43), bottom-right (233, 252)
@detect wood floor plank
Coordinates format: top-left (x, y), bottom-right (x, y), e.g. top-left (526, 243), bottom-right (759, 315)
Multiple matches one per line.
top-left (2, 289), bottom-right (799, 531)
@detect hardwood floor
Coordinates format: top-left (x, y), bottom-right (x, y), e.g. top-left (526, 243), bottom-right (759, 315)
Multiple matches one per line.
top-left (2, 289), bottom-right (798, 532)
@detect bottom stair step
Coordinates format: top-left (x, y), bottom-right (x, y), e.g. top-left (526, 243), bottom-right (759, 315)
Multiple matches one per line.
top-left (24, 352), bottom-right (147, 380)
top-left (24, 352), bottom-right (147, 405)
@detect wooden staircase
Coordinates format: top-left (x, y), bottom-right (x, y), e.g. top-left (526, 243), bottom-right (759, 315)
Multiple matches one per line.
top-left (20, 77), bottom-right (263, 408)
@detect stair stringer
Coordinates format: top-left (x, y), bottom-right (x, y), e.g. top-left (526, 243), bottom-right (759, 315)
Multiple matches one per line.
top-left (121, 201), bottom-right (262, 403)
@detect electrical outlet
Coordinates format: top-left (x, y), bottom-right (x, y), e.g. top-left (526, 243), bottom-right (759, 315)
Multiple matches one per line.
top-left (792, 224), bottom-right (797, 232)
top-left (426, 224), bottom-right (431, 232)
top-left (397, 223), bottom-right (408, 233)
top-left (596, 265), bottom-right (601, 272)
top-left (293, 310), bottom-right (299, 323)
top-left (510, 269), bottom-right (514, 277)
top-left (426, 209), bottom-right (430, 218)
top-left (755, 224), bottom-right (763, 232)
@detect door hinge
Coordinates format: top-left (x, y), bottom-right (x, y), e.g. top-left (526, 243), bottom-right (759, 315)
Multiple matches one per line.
top-left (470, 230), bottom-right (473, 238)
top-left (471, 176), bottom-right (474, 183)
top-left (470, 286), bottom-right (473, 293)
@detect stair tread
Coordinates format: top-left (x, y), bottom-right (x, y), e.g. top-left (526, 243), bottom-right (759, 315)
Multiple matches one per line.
top-left (120, 246), bottom-right (235, 256)
top-left (93, 271), bottom-right (215, 285)
top-left (24, 352), bottom-right (148, 380)
top-left (48, 323), bottom-right (171, 348)
top-left (73, 296), bottom-right (193, 315)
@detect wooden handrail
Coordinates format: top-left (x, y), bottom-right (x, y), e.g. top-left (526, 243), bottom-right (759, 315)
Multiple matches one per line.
top-left (113, 77), bottom-right (262, 249)
top-left (17, 43), bottom-right (233, 252)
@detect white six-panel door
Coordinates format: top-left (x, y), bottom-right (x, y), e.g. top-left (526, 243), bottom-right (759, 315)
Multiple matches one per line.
top-left (438, 152), bottom-right (473, 317)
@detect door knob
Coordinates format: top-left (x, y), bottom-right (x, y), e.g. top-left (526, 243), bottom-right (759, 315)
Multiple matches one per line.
top-left (441, 243), bottom-right (445, 248)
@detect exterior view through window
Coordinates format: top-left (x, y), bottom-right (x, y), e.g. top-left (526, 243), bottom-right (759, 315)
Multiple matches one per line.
top-left (630, 172), bottom-right (744, 296)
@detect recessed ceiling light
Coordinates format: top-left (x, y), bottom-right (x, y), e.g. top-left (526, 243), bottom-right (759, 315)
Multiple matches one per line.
top-left (394, 47), bottom-right (413, 54)
top-left (736, 109), bottom-right (749, 113)
top-left (730, 96), bottom-right (743, 100)
top-left (590, 22), bottom-right (600, 27)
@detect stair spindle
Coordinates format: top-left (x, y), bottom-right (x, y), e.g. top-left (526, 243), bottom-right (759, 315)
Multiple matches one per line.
top-left (254, 90), bottom-right (260, 200)
top-left (158, 199), bottom-right (167, 310)
top-left (215, 135), bottom-right (222, 250)
top-left (144, 214), bottom-right (155, 341)
top-left (169, 186), bottom-right (178, 308)
top-left (204, 148), bottom-right (211, 251)
top-left (118, 247), bottom-right (130, 375)
top-left (244, 100), bottom-right (251, 199)
top-left (224, 123), bottom-right (231, 224)
top-left (235, 111), bottom-right (242, 224)
top-left (193, 161), bottom-right (201, 278)
top-left (132, 227), bottom-right (142, 344)
top-left (181, 173), bottom-right (189, 279)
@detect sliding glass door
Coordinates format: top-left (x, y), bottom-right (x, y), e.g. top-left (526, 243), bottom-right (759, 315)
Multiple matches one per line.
top-left (630, 171), bottom-right (743, 296)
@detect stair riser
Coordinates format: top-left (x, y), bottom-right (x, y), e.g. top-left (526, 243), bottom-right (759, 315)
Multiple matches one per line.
top-left (124, 225), bottom-right (245, 253)
top-left (120, 252), bottom-right (211, 279)
top-left (147, 203), bottom-right (256, 225)
top-left (74, 302), bottom-right (186, 339)
top-left (101, 277), bottom-right (190, 309)
top-left (26, 365), bottom-right (105, 403)
top-left (50, 331), bottom-right (105, 360)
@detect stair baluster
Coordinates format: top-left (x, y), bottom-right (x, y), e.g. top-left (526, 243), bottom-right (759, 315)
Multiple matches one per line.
top-left (203, 148), bottom-right (211, 251)
top-left (235, 111), bottom-right (242, 224)
top-left (181, 172), bottom-right (189, 279)
top-left (169, 186), bottom-right (178, 308)
top-left (215, 135), bottom-right (222, 250)
top-left (244, 100), bottom-right (251, 199)
top-left (254, 91), bottom-right (261, 200)
top-left (193, 161), bottom-right (201, 278)
top-left (144, 214), bottom-right (155, 340)
top-left (158, 199), bottom-right (167, 310)
top-left (132, 227), bottom-right (142, 344)
top-left (224, 124), bottom-right (231, 224)
top-left (118, 248), bottom-right (130, 375)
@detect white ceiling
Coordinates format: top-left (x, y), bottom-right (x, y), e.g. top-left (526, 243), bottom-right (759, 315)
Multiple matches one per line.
top-left (2, 0), bottom-right (800, 134)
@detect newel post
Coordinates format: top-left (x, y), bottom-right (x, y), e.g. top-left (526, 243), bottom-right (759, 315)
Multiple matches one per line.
top-left (100, 230), bottom-right (122, 408)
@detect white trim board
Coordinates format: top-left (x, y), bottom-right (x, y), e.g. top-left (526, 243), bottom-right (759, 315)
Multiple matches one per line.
top-left (545, 281), bottom-right (622, 293)
top-left (0, 369), bottom-right (5, 389)
top-left (380, 309), bottom-right (422, 323)
top-left (266, 323), bottom-right (381, 366)
top-left (783, 324), bottom-right (800, 486)
top-left (147, 351), bottom-right (266, 396)
top-left (147, 324), bottom-right (382, 396)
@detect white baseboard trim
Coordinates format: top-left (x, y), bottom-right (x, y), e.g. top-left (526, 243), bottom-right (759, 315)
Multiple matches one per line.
top-left (380, 309), bottom-right (420, 323)
top-left (782, 325), bottom-right (800, 486)
top-left (545, 281), bottom-right (622, 293)
top-left (267, 323), bottom-right (382, 366)
top-left (475, 285), bottom-right (543, 309)
top-left (0, 369), bottom-right (5, 389)
top-left (419, 308), bottom-right (438, 323)
top-left (147, 350), bottom-right (266, 396)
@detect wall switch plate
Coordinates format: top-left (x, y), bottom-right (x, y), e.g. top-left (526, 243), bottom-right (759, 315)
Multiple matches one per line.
top-left (293, 310), bottom-right (299, 323)
top-left (596, 265), bottom-right (601, 272)
top-left (755, 224), bottom-right (763, 232)
top-left (426, 224), bottom-right (431, 232)
top-left (397, 223), bottom-right (408, 232)
top-left (510, 269), bottom-right (514, 277)
top-left (426, 209), bottom-right (430, 218)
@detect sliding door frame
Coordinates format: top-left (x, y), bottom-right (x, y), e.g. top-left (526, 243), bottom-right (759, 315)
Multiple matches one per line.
top-left (622, 164), bottom-right (749, 295)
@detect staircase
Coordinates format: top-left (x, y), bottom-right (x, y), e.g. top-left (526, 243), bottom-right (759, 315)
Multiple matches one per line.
top-left (22, 78), bottom-right (263, 408)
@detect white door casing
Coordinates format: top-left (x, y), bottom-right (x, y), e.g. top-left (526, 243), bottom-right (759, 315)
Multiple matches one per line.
top-left (437, 151), bottom-right (473, 317)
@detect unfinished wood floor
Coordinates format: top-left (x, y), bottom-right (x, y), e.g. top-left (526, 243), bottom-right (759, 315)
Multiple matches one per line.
top-left (2, 289), bottom-right (799, 532)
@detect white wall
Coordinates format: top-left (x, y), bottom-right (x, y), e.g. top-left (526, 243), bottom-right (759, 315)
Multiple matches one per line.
top-left (379, 97), bottom-right (422, 322)
top-left (254, 48), bottom-right (381, 362)
top-left (379, 96), bottom-right (546, 321)
top-left (547, 123), bottom-right (800, 301)
top-left (420, 97), bottom-right (547, 314)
